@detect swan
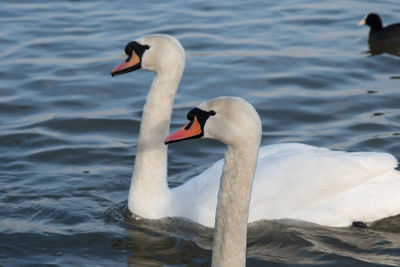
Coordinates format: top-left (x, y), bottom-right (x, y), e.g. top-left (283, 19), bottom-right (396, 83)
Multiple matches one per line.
top-left (165, 97), bottom-right (260, 267)
top-left (111, 34), bottom-right (400, 228)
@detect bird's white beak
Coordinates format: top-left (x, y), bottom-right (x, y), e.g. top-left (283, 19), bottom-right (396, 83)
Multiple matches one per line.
top-left (358, 15), bottom-right (367, 26)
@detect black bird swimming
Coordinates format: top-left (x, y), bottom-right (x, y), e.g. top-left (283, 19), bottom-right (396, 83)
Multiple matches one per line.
top-left (359, 13), bottom-right (400, 55)
top-left (359, 13), bottom-right (400, 45)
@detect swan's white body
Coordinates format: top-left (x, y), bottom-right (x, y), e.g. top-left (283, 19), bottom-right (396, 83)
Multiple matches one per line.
top-left (170, 143), bottom-right (400, 227)
top-left (114, 34), bottom-right (400, 228)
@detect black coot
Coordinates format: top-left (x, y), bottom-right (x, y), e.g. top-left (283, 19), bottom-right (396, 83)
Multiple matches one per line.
top-left (359, 13), bottom-right (400, 55)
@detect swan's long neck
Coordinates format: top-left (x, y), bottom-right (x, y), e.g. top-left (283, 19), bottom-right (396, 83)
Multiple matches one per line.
top-left (212, 142), bottom-right (259, 267)
top-left (128, 66), bottom-right (183, 218)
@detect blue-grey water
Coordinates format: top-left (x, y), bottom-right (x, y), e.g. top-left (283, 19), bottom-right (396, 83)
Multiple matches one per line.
top-left (2, 0), bottom-right (400, 266)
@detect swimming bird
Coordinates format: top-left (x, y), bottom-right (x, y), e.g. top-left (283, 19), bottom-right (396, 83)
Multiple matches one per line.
top-left (358, 13), bottom-right (400, 55)
top-left (165, 97), bottom-right (260, 267)
top-left (111, 34), bottom-right (400, 228)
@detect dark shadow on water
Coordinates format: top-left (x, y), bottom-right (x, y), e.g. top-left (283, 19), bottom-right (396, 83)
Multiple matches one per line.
top-left (366, 43), bottom-right (400, 57)
top-left (105, 202), bottom-right (400, 266)
top-left (104, 201), bottom-right (212, 266)
top-left (364, 43), bottom-right (400, 80)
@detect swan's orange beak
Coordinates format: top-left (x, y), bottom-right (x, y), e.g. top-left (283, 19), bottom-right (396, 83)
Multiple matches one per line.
top-left (165, 116), bottom-right (203, 144)
top-left (111, 51), bottom-right (141, 77)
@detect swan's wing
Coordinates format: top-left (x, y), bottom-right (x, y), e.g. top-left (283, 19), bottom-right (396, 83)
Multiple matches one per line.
top-left (171, 143), bottom-right (399, 227)
top-left (250, 143), bottom-right (399, 225)
top-left (291, 170), bottom-right (400, 226)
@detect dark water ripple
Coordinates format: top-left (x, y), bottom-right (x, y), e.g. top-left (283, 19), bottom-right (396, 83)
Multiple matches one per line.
top-left (2, 0), bottom-right (400, 266)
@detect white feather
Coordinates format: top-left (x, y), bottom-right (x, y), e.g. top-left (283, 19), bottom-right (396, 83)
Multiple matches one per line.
top-left (170, 143), bottom-right (400, 227)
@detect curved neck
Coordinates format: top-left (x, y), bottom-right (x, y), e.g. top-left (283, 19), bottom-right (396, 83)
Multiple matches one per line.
top-left (212, 142), bottom-right (259, 267)
top-left (128, 65), bottom-right (183, 217)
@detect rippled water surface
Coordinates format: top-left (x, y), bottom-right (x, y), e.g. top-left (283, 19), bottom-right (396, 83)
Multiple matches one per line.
top-left (2, 0), bottom-right (400, 266)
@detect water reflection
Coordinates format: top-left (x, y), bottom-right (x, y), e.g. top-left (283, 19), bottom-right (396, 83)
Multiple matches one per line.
top-left (106, 202), bottom-right (212, 266)
top-left (125, 226), bottom-right (211, 266)
top-left (367, 43), bottom-right (400, 57)
top-left (107, 202), bottom-right (400, 266)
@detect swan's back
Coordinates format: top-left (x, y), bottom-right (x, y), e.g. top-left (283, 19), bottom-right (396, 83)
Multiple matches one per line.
top-left (251, 143), bottom-right (399, 225)
top-left (171, 143), bottom-right (400, 227)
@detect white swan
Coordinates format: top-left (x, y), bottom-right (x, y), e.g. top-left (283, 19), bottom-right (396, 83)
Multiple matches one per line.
top-left (111, 34), bottom-right (400, 228)
top-left (165, 97), bottom-right (260, 267)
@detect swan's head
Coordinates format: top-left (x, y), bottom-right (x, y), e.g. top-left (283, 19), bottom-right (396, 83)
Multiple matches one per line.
top-left (165, 97), bottom-right (262, 147)
top-left (111, 34), bottom-right (185, 76)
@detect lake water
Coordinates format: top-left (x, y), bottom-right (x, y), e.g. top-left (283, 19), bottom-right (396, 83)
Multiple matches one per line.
top-left (2, 0), bottom-right (400, 266)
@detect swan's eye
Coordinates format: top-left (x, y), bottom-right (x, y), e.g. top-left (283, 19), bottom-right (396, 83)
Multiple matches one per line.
top-left (209, 110), bottom-right (216, 116)
top-left (144, 45), bottom-right (150, 50)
